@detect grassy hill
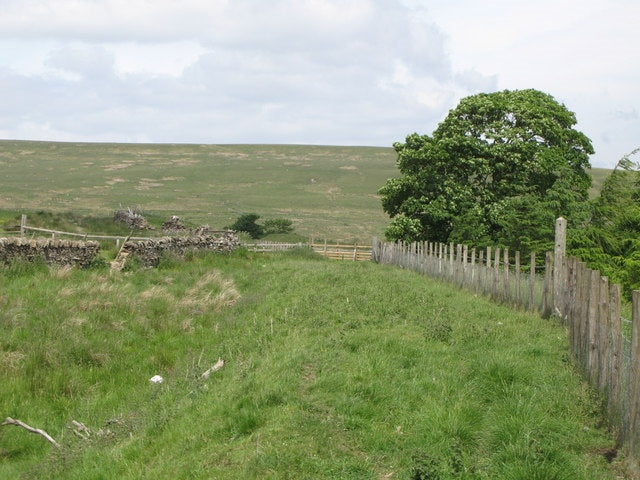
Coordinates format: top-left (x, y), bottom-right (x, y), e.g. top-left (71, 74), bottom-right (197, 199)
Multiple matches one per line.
top-left (0, 140), bottom-right (612, 242)
top-left (0, 140), bottom-right (398, 242)
top-left (0, 250), bottom-right (623, 479)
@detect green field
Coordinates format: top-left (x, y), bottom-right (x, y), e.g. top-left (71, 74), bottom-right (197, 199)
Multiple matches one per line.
top-left (0, 140), bottom-right (398, 242)
top-left (0, 140), bottom-right (612, 242)
top-left (0, 250), bottom-right (624, 479)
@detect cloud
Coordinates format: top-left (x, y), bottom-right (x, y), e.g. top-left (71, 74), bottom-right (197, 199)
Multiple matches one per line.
top-left (0, 0), bottom-right (636, 166)
top-left (0, 0), bottom-right (474, 146)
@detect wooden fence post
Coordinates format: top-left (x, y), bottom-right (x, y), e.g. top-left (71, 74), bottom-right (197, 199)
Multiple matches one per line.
top-left (629, 291), bottom-right (640, 454)
top-left (578, 263), bottom-right (590, 372)
top-left (20, 214), bottom-right (26, 237)
top-left (528, 252), bottom-right (536, 311)
top-left (493, 248), bottom-right (500, 300)
top-left (515, 251), bottom-right (521, 307)
top-left (542, 252), bottom-right (553, 317)
top-left (587, 269), bottom-right (601, 386)
top-left (608, 283), bottom-right (623, 435)
top-left (597, 276), bottom-right (610, 394)
top-left (554, 217), bottom-right (567, 318)
top-left (503, 248), bottom-right (510, 302)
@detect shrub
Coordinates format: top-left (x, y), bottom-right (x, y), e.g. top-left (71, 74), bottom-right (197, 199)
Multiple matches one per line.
top-left (262, 218), bottom-right (293, 235)
top-left (226, 214), bottom-right (264, 239)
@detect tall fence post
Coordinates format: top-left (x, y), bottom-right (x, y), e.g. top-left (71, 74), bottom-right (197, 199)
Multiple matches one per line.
top-left (20, 214), bottom-right (27, 237)
top-left (554, 217), bottom-right (567, 319)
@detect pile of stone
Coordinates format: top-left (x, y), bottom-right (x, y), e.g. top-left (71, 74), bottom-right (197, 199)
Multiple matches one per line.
top-left (162, 215), bottom-right (188, 233)
top-left (162, 216), bottom-right (212, 236)
top-left (0, 237), bottom-right (99, 268)
top-left (113, 208), bottom-right (152, 230)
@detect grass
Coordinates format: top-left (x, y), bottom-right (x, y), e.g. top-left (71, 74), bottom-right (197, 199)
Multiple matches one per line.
top-left (0, 249), bottom-right (625, 479)
top-left (0, 140), bottom-right (612, 242)
top-left (0, 140), bottom-right (399, 242)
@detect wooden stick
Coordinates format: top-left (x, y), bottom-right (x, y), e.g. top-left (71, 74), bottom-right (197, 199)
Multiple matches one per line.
top-left (2, 417), bottom-right (60, 448)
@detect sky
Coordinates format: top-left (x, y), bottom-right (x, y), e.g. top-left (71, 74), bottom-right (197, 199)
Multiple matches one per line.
top-left (0, 0), bottom-right (637, 168)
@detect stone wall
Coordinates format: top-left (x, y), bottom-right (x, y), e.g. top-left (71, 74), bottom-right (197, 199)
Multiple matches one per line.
top-left (112, 231), bottom-right (240, 269)
top-left (0, 237), bottom-right (100, 268)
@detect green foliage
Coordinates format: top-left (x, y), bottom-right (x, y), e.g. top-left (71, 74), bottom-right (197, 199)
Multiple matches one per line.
top-left (227, 213), bottom-right (264, 239)
top-left (570, 148), bottom-right (640, 298)
top-left (262, 218), bottom-right (293, 235)
top-left (380, 89), bottom-right (593, 253)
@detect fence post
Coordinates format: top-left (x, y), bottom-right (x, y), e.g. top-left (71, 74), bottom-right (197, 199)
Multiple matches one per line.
top-left (608, 283), bottom-right (623, 438)
top-left (629, 291), bottom-right (640, 454)
top-left (528, 252), bottom-right (536, 311)
top-left (587, 269), bottom-right (601, 386)
top-left (597, 276), bottom-right (610, 394)
top-left (554, 217), bottom-right (567, 318)
top-left (493, 248), bottom-right (500, 300)
top-left (20, 214), bottom-right (27, 237)
top-left (542, 251), bottom-right (553, 317)
top-left (503, 248), bottom-right (510, 302)
top-left (515, 251), bottom-right (521, 307)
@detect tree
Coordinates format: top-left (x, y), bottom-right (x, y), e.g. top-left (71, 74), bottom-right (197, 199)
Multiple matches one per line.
top-left (262, 218), bottom-right (293, 235)
top-left (379, 89), bottom-right (594, 251)
top-left (227, 213), bottom-right (264, 239)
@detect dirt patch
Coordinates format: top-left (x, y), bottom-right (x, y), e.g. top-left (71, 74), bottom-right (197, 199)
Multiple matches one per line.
top-left (135, 179), bottom-right (164, 190)
top-left (106, 178), bottom-right (127, 185)
top-left (339, 165), bottom-right (358, 170)
top-left (104, 162), bottom-right (135, 171)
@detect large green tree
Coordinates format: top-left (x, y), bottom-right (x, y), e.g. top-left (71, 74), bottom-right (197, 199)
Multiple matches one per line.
top-left (380, 89), bottom-right (594, 252)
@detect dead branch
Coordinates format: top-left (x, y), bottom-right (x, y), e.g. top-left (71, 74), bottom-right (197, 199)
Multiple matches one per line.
top-left (2, 417), bottom-right (60, 448)
top-left (70, 420), bottom-right (91, 439)
top-left (201, 358), bottom-right (225, 379)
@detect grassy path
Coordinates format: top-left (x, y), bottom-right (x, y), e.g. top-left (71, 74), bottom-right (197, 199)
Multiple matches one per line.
top-left (0, 250), bottom-right (624, 478)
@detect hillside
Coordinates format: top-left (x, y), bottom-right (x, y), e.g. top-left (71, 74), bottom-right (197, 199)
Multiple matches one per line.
top-left (0, 250), bottom-right (622, 479)
top-left (0, 140), bottom-right (612, 242)
top-left (0, 140), bottom-right (398, 242)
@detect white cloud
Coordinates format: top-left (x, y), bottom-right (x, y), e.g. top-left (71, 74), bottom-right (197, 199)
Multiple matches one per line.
top-left (0, 0), bottom-right (636, 167)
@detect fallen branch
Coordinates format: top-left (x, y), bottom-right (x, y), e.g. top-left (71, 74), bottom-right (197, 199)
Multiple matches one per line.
top-left (201, 358), bottom-right (225, 379)
top-left (2, 417), bottom-right (60, 448)
top-left (70, 420), bottom-right (91, 439)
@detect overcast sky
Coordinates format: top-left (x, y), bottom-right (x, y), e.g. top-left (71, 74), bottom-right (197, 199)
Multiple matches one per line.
top-left (0, 0), bottom-right (637, 167)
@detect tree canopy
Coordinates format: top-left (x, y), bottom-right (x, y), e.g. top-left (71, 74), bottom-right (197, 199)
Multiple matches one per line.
top-left (379, 89), bottom-right (594, 252)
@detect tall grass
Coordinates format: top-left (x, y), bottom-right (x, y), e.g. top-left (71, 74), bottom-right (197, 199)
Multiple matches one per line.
top-left (0, 250), bottom-right (624, 478)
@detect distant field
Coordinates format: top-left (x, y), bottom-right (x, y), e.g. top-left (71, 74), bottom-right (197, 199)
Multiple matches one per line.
top-left (0, 141), bottom-right (398, 242)
top-left (589, 167), bottom-right (612, 199)
top-left (0, 140), bottom-right (611, 241)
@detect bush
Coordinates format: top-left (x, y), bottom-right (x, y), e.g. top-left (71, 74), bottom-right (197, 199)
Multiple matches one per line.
top-left (227, 214), bottom-right (264, 239)
top-left (262, 218), bottom-right (293, 235)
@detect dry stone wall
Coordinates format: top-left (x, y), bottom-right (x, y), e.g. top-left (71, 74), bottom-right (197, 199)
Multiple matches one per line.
top-left (0, 237), bottom-right (99, 268)
top-left (112, 231), bottom-right (240, 269)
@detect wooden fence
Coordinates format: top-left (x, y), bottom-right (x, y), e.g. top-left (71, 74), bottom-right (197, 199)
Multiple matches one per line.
top-left (372, 218), bottom-right (640, 462)
top-left (15, 215), bottom-right (231, 246)
top-left (245, 241), bottom-right (372, 261)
